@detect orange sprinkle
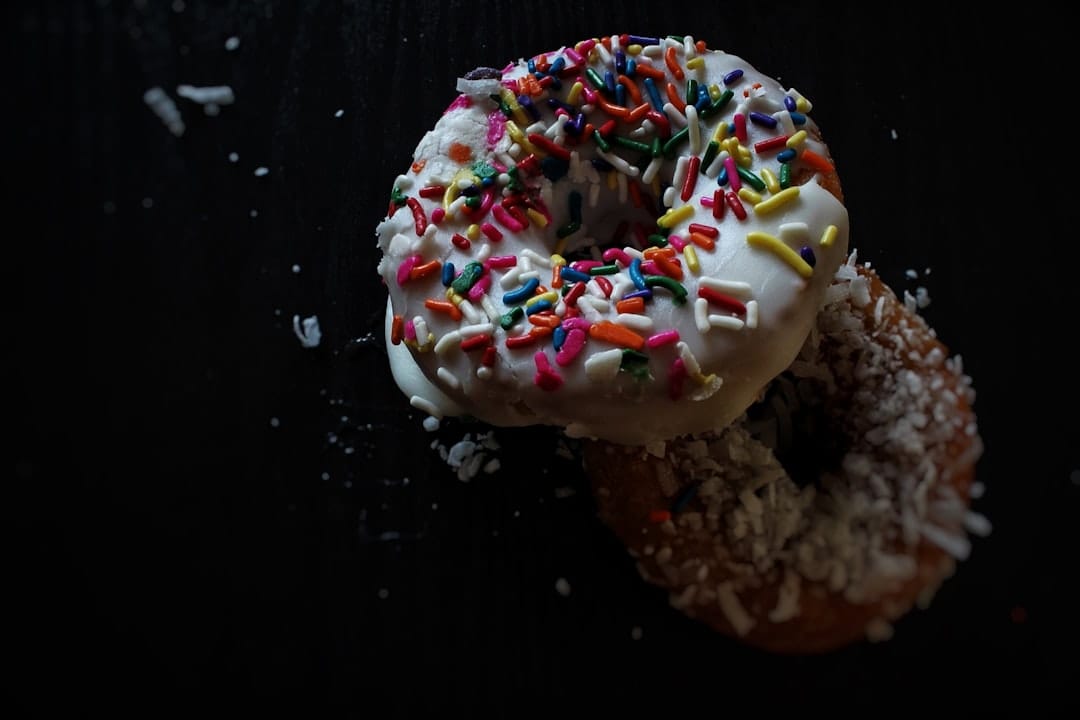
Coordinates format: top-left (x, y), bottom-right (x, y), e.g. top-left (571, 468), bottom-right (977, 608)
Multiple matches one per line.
top-left (551, 264), bottom-right (563, 289)
top-left (666, 82), bottom-right (686, 113)
top-left (424, 299), bottom-right (462, 321)
top-left (800, 148), bottom-right (835, 173)
top-left (535, 54), bottom-right (550, 72)
top-left (588, 321), bottom-right (645, 350)
top-left (617, 74), bottom-right (642, 104)
top-left (518, 74), bottom-right (542, 97)
top-left (448, 142), bottom-right (472, 163)
top-left (616, 297), bottom-right (646, 314)
top-left (410, 159), bottom-right (426, 174)
top-left (528, 314), bottom-right (560, 328)
top-left (648, 509), bottom-right (672, 524)
top-left (409, 260), bottom-right (441, 280)
top-left (583, 122), bottom-right (596, 137)
top-left (628, 103), bottom-right (650, 121)
top-left (689, 232), bottom-right (716, 251)
top-left (390, 315), bottom-right (404, 345)
top-left (529, 325), bottom-right (554, 339)
top-left (643, 246), bottom-right (676, 259)
top-left (654, 255), bottom-right (684, 280)
top-left (664, 46), bottom-right (685, 81)
top-left (695, 40), bottom-right (706, 53)
top-left (633, 64), bottom-right (665, 81)
top-left (628, 180), bottom-right (643, 208)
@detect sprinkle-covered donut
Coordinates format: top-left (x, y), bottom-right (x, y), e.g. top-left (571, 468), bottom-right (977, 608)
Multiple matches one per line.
top-left (585, 260), bottom-right (986, 652)
top-left (377, 34), bottom-right (849, 444)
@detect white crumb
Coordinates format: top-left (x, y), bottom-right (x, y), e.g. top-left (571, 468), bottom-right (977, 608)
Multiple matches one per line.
top-left (292, 315), bottom-right (322, 348)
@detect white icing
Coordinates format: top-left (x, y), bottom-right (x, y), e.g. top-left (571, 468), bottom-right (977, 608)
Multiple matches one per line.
top-left (377, 41), bottom-right (849, 445)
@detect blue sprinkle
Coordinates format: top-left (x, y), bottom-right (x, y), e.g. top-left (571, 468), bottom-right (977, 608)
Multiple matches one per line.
top-left (503, 277), bottom-right (540, 305)
top-left (799, 246), bottom-right (817, 267)
top-left (560, 267), bottom-right (591, 284)
top-left (527, 58), bottom-right (536, 74)
top-left (777, 148), bottom-right (797, 163)
top-left (722, 69), bottom-right (744, 86)
top-left (441, 262), bottom-right (455, 287)
top-left (790, 111), bottom-right (807, 125)
top-left (628, 35), bottom-right (660, 46)
top-left (717, 166), bottom-right (728, 186)
top-left (626, 58), bottom-right (636, 76)
top-left (643, 77), bottom-right (664, 111)
top-left (480, 176), bottom-right (494, 187)
top-left (696, 86), bottom-right (710, 111)
top-left (604, 70), bottom-right (617, 96)
top-left (549, 56), bottom-right (566, 75)
top-left (784, 95), bottom-right (797, 112)
top-left (629, 258), bottom-right (647, 290)
top-left (615, 83), bottom-right (626, 107)
top-left (623, 288), bottom-right (653, 302)
top-left (552, 325), bottom-right (567, 351)
top-left (518, 95), bottom-right (541, 121)
top-left (749, 111), bottom-right (778, 128)
top-left (525, 299), bottom-right (553, 315)
top-left (615, 50), bottom-right (626, 75)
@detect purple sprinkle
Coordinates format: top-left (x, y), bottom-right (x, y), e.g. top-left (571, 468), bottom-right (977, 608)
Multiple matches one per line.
top-left (722, 69), bottom-right (744, 86)
top-left (615, 50), bottom-right (627, 75)
top-left (784, 95), bottom-right (797, 112)
top-left (799, 246), bottom-right (817, 267)
top-left (623, 288), bottom-right (654, 301)
top-left (749, 111), bottom-right (778, 128)
top-left (627, 35), bottom-right (660, 46)
top-left (517, 95), bottom-right (541, 121)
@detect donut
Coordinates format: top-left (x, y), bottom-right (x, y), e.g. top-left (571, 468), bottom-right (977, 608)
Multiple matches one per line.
top-left (584, 260), bottom-right (986, 653)
top-left (376, 34), bottom-right (850, 444)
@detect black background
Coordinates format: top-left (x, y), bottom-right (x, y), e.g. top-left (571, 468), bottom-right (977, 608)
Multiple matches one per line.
top-left (13, 1), bottom-right (1078, 714)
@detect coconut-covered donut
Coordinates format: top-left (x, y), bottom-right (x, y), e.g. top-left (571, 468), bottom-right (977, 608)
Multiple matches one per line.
top-left (377, 34), bottom-right (849, 444)
top-left (585, 260), bottom-right (986, 653)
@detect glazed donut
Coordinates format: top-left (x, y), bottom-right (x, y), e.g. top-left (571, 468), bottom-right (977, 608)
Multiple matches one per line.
top-left (377, 34), bottom-right (850, 444)
top-left (585, 260), bottom-right (986, 653)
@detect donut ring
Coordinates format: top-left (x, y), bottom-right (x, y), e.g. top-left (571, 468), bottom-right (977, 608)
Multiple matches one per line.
top-left (377, 35), bottom-right (850, 444)
top-left (584, 262), bottom-right (985, 653)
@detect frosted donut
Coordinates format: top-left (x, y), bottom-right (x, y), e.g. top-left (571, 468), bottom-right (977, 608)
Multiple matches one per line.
top-left (376, 34), bottom-right (849, 444)
top-left (584, 261), bottom-right (986, 653)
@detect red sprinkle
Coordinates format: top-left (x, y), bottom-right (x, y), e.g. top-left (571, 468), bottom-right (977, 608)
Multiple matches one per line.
top-left (390, 315), bottom-right (404, 345)
top-left (505, 334), bottom-right (539, 349)
top-left (406, 196), bottom-right (427, 236)
top-left (698, 287), bottom-right (747, 314)
top-left (648, 509), bottom-right (672, 524)
top-left (680, 156), bottom-right (700, 202)
top-left (754, 135), bottom-right (790, 153)
top-left (460, 333), bottom-right (492, 351)
top-left (712, 188), bottom-right (725, 220)
top-left (688, 223), bottom-right (719, 238)
top-left (418, 185), bottom-right (445, 198)
top-left (564, 281), bottom-right (586, 307)
top-left (451, 233), bottom-right (471, 250)
top-left (481, 345), bottom-right (497, 367)
top-left (480, 223), bottom-right (503, 242)
top-left (725, 190), bottom-right (747, 220)
top-left (528, 132), bottom-right (571, 161)
top-left (594, 275), bottom-right (613, 297)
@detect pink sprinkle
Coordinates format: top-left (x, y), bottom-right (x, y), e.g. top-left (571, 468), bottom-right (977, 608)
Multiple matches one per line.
top-left (734, 112), bottom-right (747, 143)
top-left (480, 222), bottom-right (503, 242)
top-left (564, 47), bottom-right (585, 66)
top-left (492, 205), bottom-right (526, 232)
top-left (577, 39), bottom-right (596, 54)
top-left (476, 188), bottom-right (497, 217)
top-left (641, 260), bottom-right (661, 275)
top-left (699, 196), bottom-right (715, 207)
top-left (724, 156), bottom-right (741, 192)
top-left (602, 248), bottom-right (633, 266)
top-left (555, 327), bottom-right (587, 367)
top-left (404, 319), bottom-right (417, 342)
top-left (485, 255), bottom-right (517, 269)
top-left (499, 61), bottom-right (515, 74)
top-left (445, 95), bottom-right (472, 114)
top-left (430, 207), bottom-right (446, 225)
top-left (467, 274), bottom-right (491, 302)
top-left (570, 259), bottom-right (602, 273)
top-left (667, 235), bottom-right (687, 251)
top-left (561, 317), bottom-right (591, 332)
top-left (647, 329), bottom-right (680, 348)
top-left (533, 351), bottom-right (563, 391)
top-left (486, 110), bottom-right (507, 150)
top-left (397, 254), bottom-right (421, 286)
top-left (668, 357), bottom-right (687, 400)
top-left (581, 82), bottom-right (598, 104)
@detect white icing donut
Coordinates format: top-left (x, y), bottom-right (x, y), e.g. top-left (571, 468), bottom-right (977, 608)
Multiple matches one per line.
top-left (376, 34), bottom-right (849, 445)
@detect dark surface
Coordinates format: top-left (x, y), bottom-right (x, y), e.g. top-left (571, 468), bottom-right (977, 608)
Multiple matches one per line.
top-left (13, 1), bottom-right (1077, 714)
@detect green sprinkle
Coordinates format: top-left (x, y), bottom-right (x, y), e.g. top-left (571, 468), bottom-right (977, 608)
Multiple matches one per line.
top-left (619, 349), bottom-right (652, 380)
top-left (685, 79), bottom-right (698, 105)
top-left (585, 67), bottom-right (606, 91)
top-left (647, 234), bottom-right (669, 248)
top-left (465, 194), bottom-right (482, 209)
top-left (589, 264), bottom-right (619, 276)
top-left (702, 141), bottom-right (720, 171)
top-left (736, 166), bottom-right (766, 192)
top-left (451, 261), bottom-right (484, 295)
top-left (662, 127), bottom-right (690, 158)
top-left (499, 306), bottom-right (524, 330)
top-left (650, 136), bottom-right (662, 158)
top-left (644, 275), bottom-right (687, 304)
top-left (779, 162), bottom-right (792, 189)
top-left (471, 160), bottom-right (497, 179)
top-left (700, 89), bottom-right (734, 119)
top-left (612, 136), bottom-right (651, 154)
top-left (592, 128), bottom-right (611, 153)
top-left (390, 186), bottom-right (407, 207)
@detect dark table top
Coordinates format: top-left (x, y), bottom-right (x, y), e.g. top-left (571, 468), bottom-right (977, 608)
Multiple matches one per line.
top-left (13, 1), bottom-right (1077, 713)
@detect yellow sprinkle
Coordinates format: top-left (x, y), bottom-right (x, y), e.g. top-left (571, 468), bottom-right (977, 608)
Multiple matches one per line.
top-left (550, 253), bottom-right (567, 267)
top-left (683, 245), bottom-right (700, 274)
top-left (627, 44), bottom-right (643, 55)
top-left (606, 170), bottom-right (618, 190)
top-left (657, 204), bottom-right (695, 229)
top-left (466, 223), bottom-right (481, 241)
top-left (796, 96), bottom-right (811, 113)
top-left (760, 168), bottom-right (781, 195)
top-left (711, 120), bottom-right (728, 143)
top-left (738, 187), bottom-right (762, 205)
top-left (753, 186), bottom-right (800, 215)
top-left (526, 290), bottom-right (558, 307)
top-left (786, 130), bottom-right (808, 149)
top-left (721, 137), bottom-right (739, 155)
top-left (505, 121), bottom-right (540, 156)
top-left (708, 83), bottom-right (721, 101)
top-left (526, 208), bottom-right (548, 228)
top-left (746, 231), bottom-right (813, 278)
top-left (736, 145), bottom-right (752, 168)
top-left (445, 288), bottom-right (463, 306)
top-left (567, 81), bottom-right (584, 105)
top-left (686, 56), bottom-right (705, 70)
top-left (500, 87), bottom-right (529, 127)
top-left (443, 167), bottom-right (472, 210)
top-left (819, 224), bottom-right (839, 248)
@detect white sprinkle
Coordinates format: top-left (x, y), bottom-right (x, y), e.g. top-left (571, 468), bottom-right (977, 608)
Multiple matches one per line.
top-left (224, 35), bottom-right (240, 51)
top-left (228, 152), bottom-right (239, 162)
top-left (708, 315), bottom-right (745, 331)
top-left (715, 582), bottom-right (755, 636)
top-left (584, 348), bottom-right (624, 382)
top-left (699, 277), bottom-right (753, 298)
top-left (409, 395), bottom-right (441, 418)
top-left (421, 416), bottom-right (441, 432)
top-left (873, 295), bottom-right (886, 326)
top-left (915, 286), bottom-right (931, 308)
top-left (963, 510), bottom-right (993, 537)
top-left (433, 330), bottom-right (462, 355)
top-left (921, 524), bottom-right (971, 560)
top-left (555, 578), bottom-right (572, 597)
top-left (662, 185), bottom-right (676, 208)
top-left (778, 222), bottom-right (810, 243)
top-left (176, 84), bottom-right (235, 106)
top-left (694, 297), bottom-right (711, 333)
top-left (269, 416), bottom-right (280, 428)
top-left (671, 156), bottom-right (689, 193)
top-left (596, 149), bottom-right (640, 177)
top-left (334, 108), bottom-right (344, 118)
top-left (292, 315), bottom-right (322, 348)
top-left (642, 156), bottom-right (664, 185)
top-left (616, 313), bottom-right (654, 332)
top-left (142, 86), bottom-right (185, 136)
top-left (686, 104), bottom-right (701, 155)
top-left (436, 367), bottom-right (461, 390)
top-left (662, 101), bottom-right (687, 128)
top-left (745, 300), bottom-right (759, 329)
top-left (254, 166), bottom-right (270, 177)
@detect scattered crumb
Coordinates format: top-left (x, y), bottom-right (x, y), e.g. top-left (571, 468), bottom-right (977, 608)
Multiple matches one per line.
top-left (421, 416), bottom-right (441, 432)
top-left (292, 315), bottom-right (322, 348)
top-left (905, 268), bottom-right (918, 280)
top-left (228, 152), bottom-right (239, 163)
top-left (553, 486), bottom-right (576, 499)
top-left (141, 197), bottom-right (154, 209)
top-left (915, 286), bottom-right (931, 309)
top-left (143, 86), bottom-right (185, 136)
top-left (291, 264), bottom-right (301, 274)
top-left (254, 167), bottom-right (269, 177)
top-left (890, 128), bottom-right (898, 140)
top-left (249, 209), bottom-right (259, 218)
top-left (431, 431), bottom-right (501, 481)
top-left (224, 36), bottom-right (240, 51)
top-left (866, 618), bottom-right (894, 642)
top-left (334, 109), bottom-right (344, 118)
top-left (269, 417), bottom-right (280, 428)
top-left (631, 626), bottom-right (643, 640)
top-left (377, 588), bottom-right (390, 600)
top-left (176, 84), bottom-right (235, 106)
top-left (554, 578), bottom-right (571, 597)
